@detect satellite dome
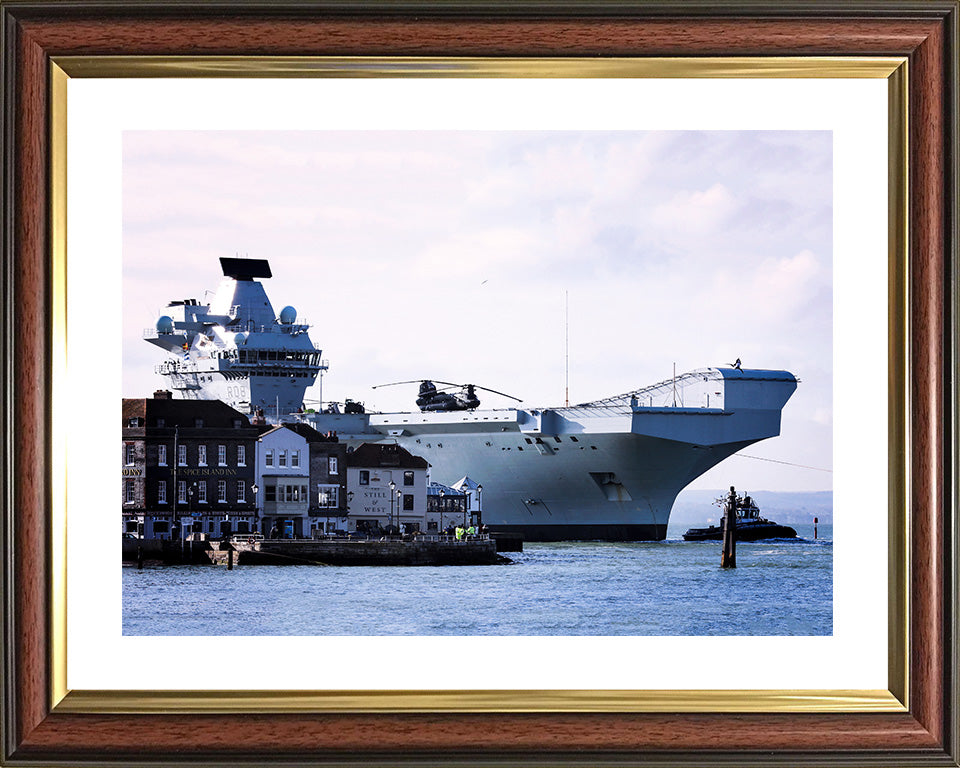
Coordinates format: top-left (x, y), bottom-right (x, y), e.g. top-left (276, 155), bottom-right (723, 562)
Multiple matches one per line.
top-left (279, 306), bottom-right (297, 325)
top-left (156, 315), bottom-right (174, 334)
top-left (233, 332), bottom-right (247, 345)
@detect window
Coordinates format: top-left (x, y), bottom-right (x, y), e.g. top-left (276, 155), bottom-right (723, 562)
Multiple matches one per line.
top-left (126, 417), bottom-right (139, 428)
top-left (403, 470), bottom-right (414, 486)
top-left (359, 470), bottom-right (369, 486)
top-left (232, 418), bottom-right (243, 429)
top-left (237, 445), bottom-right (246, 466)
top-left (218, 444), bottom-right (227, 466)
top-left (317, 485), bottom-right (339, 508)
top-left (291, 450), bottom-right (300, 468)
top-left (265, 486), bottom-right (276, 503)
top-left (178, 481), bottom-right (187, 503)
top-left (124, 444), bottom-right (135, 465)
top-left (158, 481), bottom-right (167, 504)
top-left (178, 444), bottom-right (187, 466)
top-left (124, 480), bottom-right (135, 504)
top-left (236, 480), bottom-right (246, 503)
top-left (218, 480), bottom-right (227, 502)
top-left (158, 444), bottom-right (167, 466)
top-left (198, 481), bottom-right (207, 503)
top-left (156, 418), bottom-right (165, 428)
top-left (328, 456), bottom-right (338, 475)
top-left (153, 521), bottom-right (169, 534)
top-left (194, 418), bottom-right (204, 428)
top-left (278, 451), bottom-right (286, 467)
top-left (265, 450), bottom-right (273, 467)
top-left (403, 494), bottom-right (414, 511)
top-left (198, 444), bottom-right (207, 466)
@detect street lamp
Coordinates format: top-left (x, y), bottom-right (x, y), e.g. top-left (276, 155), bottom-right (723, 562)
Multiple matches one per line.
top-left (439, 489), bottom-right (445, 537)
top-left (477, 484), bottom-right (483, 528)
top-left (396, 489), bottom-right (403, 535)
top-left (187, 483), bottom-right (196, 548)
top-left (389, 480), bottom-right (396, 533)
top-left (251, 483), bottom-right (259, 535)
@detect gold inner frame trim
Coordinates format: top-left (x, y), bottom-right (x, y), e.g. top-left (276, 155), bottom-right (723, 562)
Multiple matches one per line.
top-left (49, 55), bottom-right (909, 715)
top-left (58, 688), bottom-right (904, 715)
top-left (53, 55), bottom-right (905, 79)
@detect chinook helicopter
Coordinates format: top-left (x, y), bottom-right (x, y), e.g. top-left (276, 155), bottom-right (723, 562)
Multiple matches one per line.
top-left (372, 380), bottom-right (523, 412)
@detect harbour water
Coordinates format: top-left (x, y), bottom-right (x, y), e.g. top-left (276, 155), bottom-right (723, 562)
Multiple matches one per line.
top-left (123, 523), bottom-right (831, 636)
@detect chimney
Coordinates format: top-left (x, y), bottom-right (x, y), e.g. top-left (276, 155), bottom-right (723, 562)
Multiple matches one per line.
top-left (153, 389), bottom-right (172, 400)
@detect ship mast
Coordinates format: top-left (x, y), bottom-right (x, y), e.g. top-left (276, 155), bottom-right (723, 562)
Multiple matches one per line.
top-left (564, 290), bottom-right (569, 407)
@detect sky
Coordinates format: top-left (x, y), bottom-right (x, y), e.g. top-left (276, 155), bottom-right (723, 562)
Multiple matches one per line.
top-left (122, 130), bottom-right (832, 492)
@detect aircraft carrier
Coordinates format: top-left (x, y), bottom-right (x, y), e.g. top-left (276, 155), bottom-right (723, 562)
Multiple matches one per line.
top-left (144, 257), bottom-right (798, 541)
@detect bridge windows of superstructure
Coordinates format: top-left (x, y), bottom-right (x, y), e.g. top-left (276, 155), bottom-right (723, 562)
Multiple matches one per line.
top-left (235, 349), bottom-right (322, 366)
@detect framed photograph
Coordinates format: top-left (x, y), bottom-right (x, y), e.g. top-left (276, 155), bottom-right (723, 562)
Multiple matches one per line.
top-left (2, 2), bottom-right (957, 766)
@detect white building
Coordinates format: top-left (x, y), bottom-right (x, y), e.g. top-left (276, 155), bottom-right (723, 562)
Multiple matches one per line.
top-left (256, 425), bottom-right (310, 538)
top-left (346, 443), bottom-right (429, 534)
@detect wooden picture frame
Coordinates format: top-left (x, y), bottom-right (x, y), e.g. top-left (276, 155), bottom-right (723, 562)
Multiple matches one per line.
top-left (2, 2), bottom-right (957, 765)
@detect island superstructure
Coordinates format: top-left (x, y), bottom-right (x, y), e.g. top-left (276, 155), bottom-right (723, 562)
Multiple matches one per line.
top-left (144, 257), bottom-right (798, 541)
top-left (143, 257), bottom-right (322, 417)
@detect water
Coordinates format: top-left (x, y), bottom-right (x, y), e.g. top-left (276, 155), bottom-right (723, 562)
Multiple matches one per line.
top-left (124, 523), bottom-right (831, 636)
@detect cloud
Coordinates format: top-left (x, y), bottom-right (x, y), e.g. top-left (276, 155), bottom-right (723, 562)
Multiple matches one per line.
top-left (123, 129), bottom-right (833, 491)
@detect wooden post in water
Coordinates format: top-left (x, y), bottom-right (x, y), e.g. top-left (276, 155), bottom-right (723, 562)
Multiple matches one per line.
top-left (814, 516), bottom-right (818, 540)
top-left (228, 547), bottom-right (234, 571)
top-left (721, 485), bottom-right (737, 569)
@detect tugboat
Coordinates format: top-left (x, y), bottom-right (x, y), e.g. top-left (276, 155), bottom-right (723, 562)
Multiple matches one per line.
top-left (682, 493), bottom-right (797, 541)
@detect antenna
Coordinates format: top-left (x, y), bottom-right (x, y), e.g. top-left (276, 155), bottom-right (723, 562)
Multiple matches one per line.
top-left (565, 290), bottom-right (569, 407)
top-left (672, 362), bottom-right (677, 407)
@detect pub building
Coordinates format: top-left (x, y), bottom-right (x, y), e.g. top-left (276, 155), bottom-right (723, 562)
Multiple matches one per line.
top-left (122, 391), bottom-right (258, 540)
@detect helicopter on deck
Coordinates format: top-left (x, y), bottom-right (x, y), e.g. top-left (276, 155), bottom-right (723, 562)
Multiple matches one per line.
top-left (372, 380), bottom-right (523, 412)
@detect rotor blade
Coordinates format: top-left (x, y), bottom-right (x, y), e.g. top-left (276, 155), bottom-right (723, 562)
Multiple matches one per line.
top-left (469, 384), bottom-right (523, 402)
top-left (371, 380), bottom-right (431, 389)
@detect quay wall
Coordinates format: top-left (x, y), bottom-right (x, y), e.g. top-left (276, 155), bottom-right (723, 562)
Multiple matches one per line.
top-left (244, 538), bottom-right (500, 566)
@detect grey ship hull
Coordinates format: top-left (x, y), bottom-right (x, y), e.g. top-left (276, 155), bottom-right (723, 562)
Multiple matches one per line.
top-left (305, 368), bottom-right (798, 542)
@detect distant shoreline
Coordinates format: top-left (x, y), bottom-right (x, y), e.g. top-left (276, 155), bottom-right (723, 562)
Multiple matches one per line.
top-left (672, 489), bottom-right (833, 526)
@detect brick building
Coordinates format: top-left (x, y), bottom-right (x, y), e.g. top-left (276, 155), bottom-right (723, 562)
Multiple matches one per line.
top-left (122, 392), bottom-right (259, 540)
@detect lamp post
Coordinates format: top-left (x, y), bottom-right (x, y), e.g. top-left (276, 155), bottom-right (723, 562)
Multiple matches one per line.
top-left (477, 484), bottom-right (483, 528)
top-left (389, 480), bottom-right (396, 533)
top-left (396, 489), bottom-right (403, 535)
top-left (462, 488), bottom-right (468, 527)
top-left (186, 483), bottom-right (196, 557)
top-left (439, 489), bottom-right (445, 537)
top-left (251, 483), bottom-right (259, 535)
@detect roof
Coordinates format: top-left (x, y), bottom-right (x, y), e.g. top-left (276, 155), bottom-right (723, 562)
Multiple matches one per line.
top-left (122, 397), bottom-right (253, 430)
top-left (428, 481), bottom-right (466, 497)
top-left (346, 442), bottom-right (429, 470)
top-left (284, 421), bottom-right (337, 443)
